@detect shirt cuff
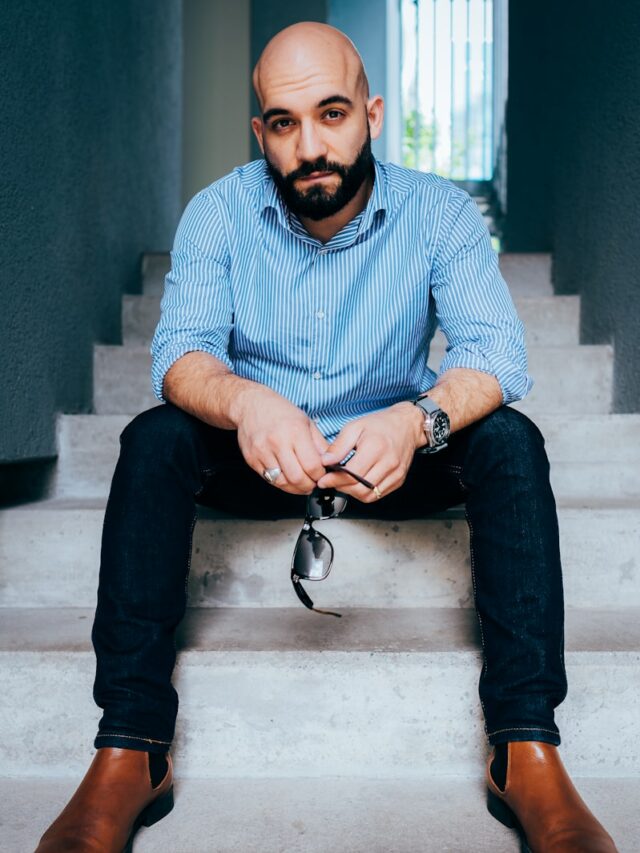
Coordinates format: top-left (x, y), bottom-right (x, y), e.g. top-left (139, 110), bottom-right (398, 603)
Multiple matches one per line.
top-left (436, 346), bottom-right (534, 405)
top-left (151, 341), bottom-right (234, 402)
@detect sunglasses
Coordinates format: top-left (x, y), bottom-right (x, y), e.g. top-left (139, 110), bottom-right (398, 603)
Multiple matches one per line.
top-left (290, 462), bottom-right (374, 618)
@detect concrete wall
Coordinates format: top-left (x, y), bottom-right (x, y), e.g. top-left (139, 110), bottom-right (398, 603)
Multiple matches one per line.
top-left (501, 2), bottom-right (552, 251)
top-left (0, 0), bottom-right (182, 473)
top-left (503, 0), bottom-right (640, 411)
top-left (182, 0), bottom-right (250, 203)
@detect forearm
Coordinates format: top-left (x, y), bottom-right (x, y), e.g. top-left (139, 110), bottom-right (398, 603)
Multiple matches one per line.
top-left (162, 351), bottom-right (266, 429)
top-left (422, 367), bottom-right (503, 433)
top-left (392, 367), bottom-right (504, 448)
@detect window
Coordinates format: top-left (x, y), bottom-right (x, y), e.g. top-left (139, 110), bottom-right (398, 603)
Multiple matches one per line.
top-left (400, 0), bottom-right (494, 180)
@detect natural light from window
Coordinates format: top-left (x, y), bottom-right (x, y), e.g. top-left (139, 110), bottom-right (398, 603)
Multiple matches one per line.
top-left (401, 0), bottom-right (494, 180)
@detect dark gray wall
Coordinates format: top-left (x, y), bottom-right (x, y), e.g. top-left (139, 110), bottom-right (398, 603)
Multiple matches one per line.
top-left (503, 1), bottom-right (640, 411)
top-left (501, 2), bottom-right (552, 251)
top-left (250, 0), bottom-right (327, 160)
top-left (0, 0), bottom-right (182, 468)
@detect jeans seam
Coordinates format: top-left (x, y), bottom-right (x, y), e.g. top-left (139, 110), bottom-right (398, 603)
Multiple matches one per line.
top-left (465, 504), bottom-right (490, 736)
top-left (176, 467), bottom-right (216, 656)
top-left (96, 733), bottom-right (172, 745)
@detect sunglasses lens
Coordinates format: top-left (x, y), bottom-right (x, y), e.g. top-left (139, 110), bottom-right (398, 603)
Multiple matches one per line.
top-left (293, 527), bottom-right (333, 580)
top-left (307, 491), bottom-right (348, 520)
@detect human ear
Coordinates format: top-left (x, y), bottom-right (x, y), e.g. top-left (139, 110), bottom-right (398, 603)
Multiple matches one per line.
top-left (251, 117), bottom-right (265, 154)
top-left (366, 95), bottom-right (384, 141)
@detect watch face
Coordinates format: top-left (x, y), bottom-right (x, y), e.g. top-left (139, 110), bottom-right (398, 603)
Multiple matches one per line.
top-left (432, 411), bottom-right (450, 444)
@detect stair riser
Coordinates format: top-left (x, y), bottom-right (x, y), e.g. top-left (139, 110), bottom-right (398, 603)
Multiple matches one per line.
top-left (1, 510), bottom-right (637, 609)
top-left (122, 296), bottom-right (580, 348)
top-left (1, 651), bottom-right (638, 778)
top-left (93, 346), bottom-right (613, 415)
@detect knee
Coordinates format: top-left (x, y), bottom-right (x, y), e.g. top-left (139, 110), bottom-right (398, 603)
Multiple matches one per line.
top-left (119, 402), bottom-right (199, 456)
top-left (466, 406), bottom-right (548, 471)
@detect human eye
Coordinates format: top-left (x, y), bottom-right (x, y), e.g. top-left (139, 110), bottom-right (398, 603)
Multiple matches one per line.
top-left (272, 118), bottom-right (293, 130)
top-left (324, 109), bottom-right (345, 120)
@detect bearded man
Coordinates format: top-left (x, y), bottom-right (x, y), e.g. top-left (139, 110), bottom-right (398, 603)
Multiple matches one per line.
top-left (36, 21), bottom-right (618, 853)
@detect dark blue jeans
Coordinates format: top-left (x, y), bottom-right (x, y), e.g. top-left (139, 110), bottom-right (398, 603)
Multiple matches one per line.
top-left (91, 402), bottom-right (568, 754)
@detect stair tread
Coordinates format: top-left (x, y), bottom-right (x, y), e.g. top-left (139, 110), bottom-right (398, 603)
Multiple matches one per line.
top-left (3, 775), bottom-right (637, 853)
top-left (2, 606), bottom-right (639, 655)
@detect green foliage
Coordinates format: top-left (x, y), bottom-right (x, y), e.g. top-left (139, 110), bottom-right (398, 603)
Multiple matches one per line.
top-left (402, 109), bottom-right (434, 169)
top-left (402, 108), bottom-right (483, 179)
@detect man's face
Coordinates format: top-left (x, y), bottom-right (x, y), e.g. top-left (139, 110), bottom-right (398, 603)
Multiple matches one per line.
top-left (264, 123), bottom-right (373, 221)
top-left (253, 78), bottom-right (377, 221)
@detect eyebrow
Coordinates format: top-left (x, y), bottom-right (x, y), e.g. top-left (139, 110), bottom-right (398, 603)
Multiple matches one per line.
top-left (262, 94), bottom-right (354, 124)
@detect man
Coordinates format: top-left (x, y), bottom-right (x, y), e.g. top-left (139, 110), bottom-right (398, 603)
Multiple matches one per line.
top-left (36, 21), bottom-right (618, 853)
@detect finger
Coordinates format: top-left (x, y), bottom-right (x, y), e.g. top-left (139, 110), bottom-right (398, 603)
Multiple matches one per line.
top-left (339, 445), bottom-right (403, 498)
top-left (293, 427), bottom-right (330, 483)
top-left (276, 445), bottom-right (317, 494)
top-left (258, 450), bottom-right (289, 489)
top-left (320, 424), bottom-right (364, 467)
top-left (342, 459), bottom-right (401, 503)
top-left (358, 460), bottom-right (401, 502)
top-left (308, 420), bottom-right (330, 456)
top-left (317, 439), bottom-right (383, 490)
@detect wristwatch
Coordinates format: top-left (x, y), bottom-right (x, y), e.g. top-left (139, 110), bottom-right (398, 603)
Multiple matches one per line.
top-left (412, 393), bottom-right (451, 454)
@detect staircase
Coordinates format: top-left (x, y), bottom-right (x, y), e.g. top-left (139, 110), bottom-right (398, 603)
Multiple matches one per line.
top-left (1, 252), bottom-right (639, 851)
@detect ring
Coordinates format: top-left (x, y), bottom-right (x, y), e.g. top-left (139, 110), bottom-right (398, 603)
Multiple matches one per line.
top-left (263, 467), bottom-right (281, 483)
top-left (373, 485), bottom-right (383, 499)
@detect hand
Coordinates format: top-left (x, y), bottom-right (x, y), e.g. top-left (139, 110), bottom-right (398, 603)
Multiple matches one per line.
top-left (315, 403), bottom-right (424, 502)
top-left (234, 386), bottom-right (330, 495)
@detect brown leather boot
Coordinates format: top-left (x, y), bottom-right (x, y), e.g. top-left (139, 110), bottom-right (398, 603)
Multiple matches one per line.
top-left (485, 740), bottom-right (618, 852)
top-left (34, 747), bottom-right (174, 852)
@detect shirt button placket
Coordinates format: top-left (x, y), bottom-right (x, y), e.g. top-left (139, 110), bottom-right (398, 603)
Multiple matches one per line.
top-left (311, 246), bottom-right (327, 411)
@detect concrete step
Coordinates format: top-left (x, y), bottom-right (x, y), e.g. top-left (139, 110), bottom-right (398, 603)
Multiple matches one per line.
top-left (498, 253), bottom-right (553, 297)
top-left (122, 293), bottom-right (580, 347)
top-left (141, 252), bottom-right (170, 297)
top-left (93, 344), bottom-right (613, 416)
top-left (51, 412), bottom-right (640, 501)
top-left (2, 775), bottom-right (637, 853)
top-left (1, 606), bottom-right (639, 779)
top-left (1, 500), bottom-right (638, 609)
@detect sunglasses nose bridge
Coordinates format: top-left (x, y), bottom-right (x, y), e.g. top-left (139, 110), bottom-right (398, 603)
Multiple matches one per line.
top-left (307, 489), bottom-right (348, 520)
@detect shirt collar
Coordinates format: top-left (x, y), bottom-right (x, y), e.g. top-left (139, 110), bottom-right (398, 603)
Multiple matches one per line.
top-left (261, 155), bottom-right (389, 242)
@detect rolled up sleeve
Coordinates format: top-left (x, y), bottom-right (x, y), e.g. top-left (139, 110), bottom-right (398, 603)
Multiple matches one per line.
top-left (150, 189), bottom-right (235, 402)
top-left (429, 193), bottom-right (534, 405)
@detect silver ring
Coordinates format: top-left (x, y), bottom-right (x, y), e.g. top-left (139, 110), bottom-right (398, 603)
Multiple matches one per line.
top-left (373, 485), bottom-right (382, 499)
top-left (263, 466), bottom-right (281, 483)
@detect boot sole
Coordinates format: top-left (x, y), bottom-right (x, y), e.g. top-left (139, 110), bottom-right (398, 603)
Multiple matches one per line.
top-left (487, 788), bottom-right (533, 853)
top-left (122, 786), bottom-right (174, 853)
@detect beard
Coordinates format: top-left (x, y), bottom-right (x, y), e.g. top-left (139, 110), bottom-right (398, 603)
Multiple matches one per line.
top-left (264, 127), bottom-right (374, 221)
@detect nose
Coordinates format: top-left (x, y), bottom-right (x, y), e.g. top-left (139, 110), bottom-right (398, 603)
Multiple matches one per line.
top-left (296, 119), bottom-right (328, 164)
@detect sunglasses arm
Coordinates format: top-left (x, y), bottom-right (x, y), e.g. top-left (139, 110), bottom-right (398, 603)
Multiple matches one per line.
top-left (291, 575), bottom-right (342, 618)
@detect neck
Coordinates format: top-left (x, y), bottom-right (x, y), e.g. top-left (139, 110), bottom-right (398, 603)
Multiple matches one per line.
top-left (298, 170), bottom-right (375, 245)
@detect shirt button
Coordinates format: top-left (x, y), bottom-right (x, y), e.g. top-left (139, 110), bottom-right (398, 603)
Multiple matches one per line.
top-left (313, 371), bottom-right (322, 380)
top-left (316, 310), bottom-right (325, 319)
top-left (313, 416), bottom-right (321, 423)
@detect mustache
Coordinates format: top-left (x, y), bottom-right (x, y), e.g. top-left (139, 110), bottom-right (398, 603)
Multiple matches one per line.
top-left (286, 158), bottom-right (347, 182)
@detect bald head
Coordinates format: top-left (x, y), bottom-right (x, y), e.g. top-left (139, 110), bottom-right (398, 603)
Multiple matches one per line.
top-left (252, 22), bottom-right (369, 113)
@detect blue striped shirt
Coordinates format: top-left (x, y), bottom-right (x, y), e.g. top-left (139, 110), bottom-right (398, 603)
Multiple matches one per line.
top-left (151, 156), bottom-right (533, 442)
